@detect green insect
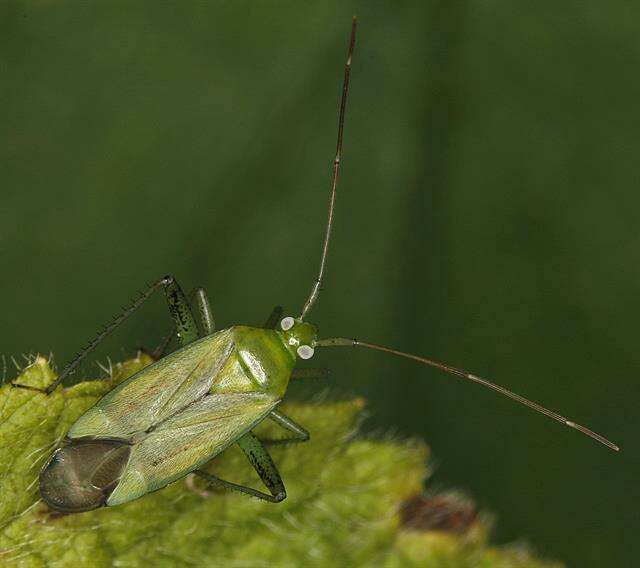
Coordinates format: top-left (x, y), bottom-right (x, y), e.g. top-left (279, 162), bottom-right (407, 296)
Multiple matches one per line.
top-left (13, 18), bottom-right (618, 514)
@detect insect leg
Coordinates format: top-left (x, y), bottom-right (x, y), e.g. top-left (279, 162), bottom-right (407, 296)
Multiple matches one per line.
top-left (290, 368), bottom-right (330, 380)
top-left (195, 432), bottom-right (286, 502)
top-left (164, 277), bottom-right (199, 346)
top-left (149, 286), bottom-right (214, 359)
top-left (191, 287), bottom-right (215, 335)
top-left (145, 278), bottom-right (199, 355)
top-left (149, 328), bottom-right (175, 360)
top-left (12, 275), bottom-right (197, 394)
top-left (263, 306), bottom-right (283, 329)
top-left (260, 410), bottom-right (310, 446)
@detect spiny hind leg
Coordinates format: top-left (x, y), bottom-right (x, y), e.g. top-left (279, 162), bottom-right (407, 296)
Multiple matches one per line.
top-left (12, 275), bottom-right (197, 394)
top-left (194, 432), bottom-right (286, 503)
top-left (148, 286), bottom-right (216, 359)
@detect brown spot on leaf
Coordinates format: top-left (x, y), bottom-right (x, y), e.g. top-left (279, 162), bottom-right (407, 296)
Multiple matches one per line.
top-left (400, 491), bottom-right (477, 534)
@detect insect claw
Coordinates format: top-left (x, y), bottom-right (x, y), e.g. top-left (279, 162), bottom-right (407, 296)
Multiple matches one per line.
top-left (185, 473), bottom-right (212, 499)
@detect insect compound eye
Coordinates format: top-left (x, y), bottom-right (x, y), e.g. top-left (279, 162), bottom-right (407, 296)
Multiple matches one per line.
top-left (280, 316), bottom-right (295, 331)
top-left (297, 345), bottom-right (315, 360)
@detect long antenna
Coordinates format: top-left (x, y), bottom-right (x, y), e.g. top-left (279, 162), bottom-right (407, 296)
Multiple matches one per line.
top-left (315, 337), bottom-right (619, 451)
top-left (300, 17), bottom-right (357, 320)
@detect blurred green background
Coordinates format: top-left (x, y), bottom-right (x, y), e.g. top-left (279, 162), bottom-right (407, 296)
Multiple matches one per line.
top-left (1, 2), bottom-right (637, 566)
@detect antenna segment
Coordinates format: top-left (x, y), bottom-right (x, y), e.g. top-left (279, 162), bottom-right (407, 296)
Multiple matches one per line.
top-left (300, 17), bottom-right (357, 320)
top-left (315, 337), bottom-right (619, 451)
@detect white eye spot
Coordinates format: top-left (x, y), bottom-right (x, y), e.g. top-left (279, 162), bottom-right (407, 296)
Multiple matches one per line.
top-left (288, 337), bottom-right (298, 346)
top-left (281, 317), bottom-right (295, 331)
top-left (297, 345), bottom-right (315, 360)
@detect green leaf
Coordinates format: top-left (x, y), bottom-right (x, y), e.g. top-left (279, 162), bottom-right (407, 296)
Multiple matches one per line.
top-left (0, 357), bottom-right (561, 567)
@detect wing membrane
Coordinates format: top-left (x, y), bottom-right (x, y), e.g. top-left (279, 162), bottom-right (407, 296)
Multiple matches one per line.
top-left (107, 391), bottom-right (278, 505)
top-left (69, 330), bottom-right (234, 439)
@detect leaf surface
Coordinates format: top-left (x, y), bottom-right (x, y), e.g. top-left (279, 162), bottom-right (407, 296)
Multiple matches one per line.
top-left (0, 357), bottom-right (561, 568)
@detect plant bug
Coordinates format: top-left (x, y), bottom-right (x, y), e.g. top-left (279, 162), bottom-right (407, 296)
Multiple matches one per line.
top-left (12, 17), bottom-right (618, 514)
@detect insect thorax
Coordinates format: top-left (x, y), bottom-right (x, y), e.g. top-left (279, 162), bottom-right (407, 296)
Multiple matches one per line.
top-left (209, 326), bottom-right (296, 399)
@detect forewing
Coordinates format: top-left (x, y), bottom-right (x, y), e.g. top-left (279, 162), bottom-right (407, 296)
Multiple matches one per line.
top-left (107, 391), bottom-right (278, 505)
top-left (69, 330), bottom-right (234, 439)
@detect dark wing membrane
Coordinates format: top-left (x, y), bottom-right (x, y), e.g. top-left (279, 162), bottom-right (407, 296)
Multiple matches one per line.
top-left (40, 439), bottom-right (131, 513)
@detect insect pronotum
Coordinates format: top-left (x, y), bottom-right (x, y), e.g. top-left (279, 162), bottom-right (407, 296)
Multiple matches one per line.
top-left (12, 17), bottom-right (618, 514)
